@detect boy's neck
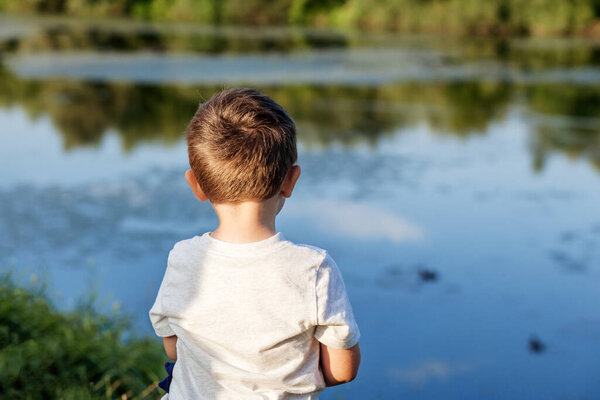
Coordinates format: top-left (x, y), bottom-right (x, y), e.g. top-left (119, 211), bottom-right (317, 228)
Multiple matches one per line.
top-left (210, 196), bottom-right (282, 243)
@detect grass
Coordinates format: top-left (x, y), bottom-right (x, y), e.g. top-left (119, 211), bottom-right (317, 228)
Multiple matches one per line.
top-left (0, 272), bottom-right (167, 399)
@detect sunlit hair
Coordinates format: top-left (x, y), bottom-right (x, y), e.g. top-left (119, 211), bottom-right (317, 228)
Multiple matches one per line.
top-left (186, 88), bottom-right (297, 203)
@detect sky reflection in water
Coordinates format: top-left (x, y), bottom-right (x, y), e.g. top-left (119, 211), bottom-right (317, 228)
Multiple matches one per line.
top-left (1, 18), bottom-right (600, 399)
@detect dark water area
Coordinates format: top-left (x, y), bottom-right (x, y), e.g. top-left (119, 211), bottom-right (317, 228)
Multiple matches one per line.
top-left (1, 16), bottom-right (600, 399)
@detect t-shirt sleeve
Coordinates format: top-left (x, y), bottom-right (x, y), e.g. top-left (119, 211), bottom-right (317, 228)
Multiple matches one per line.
top-left (149, 251), bottom-right (176, 337)
top-left (314, 253), bottom-right (360, 350)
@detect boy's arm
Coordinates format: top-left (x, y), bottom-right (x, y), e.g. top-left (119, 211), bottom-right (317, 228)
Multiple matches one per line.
top-left (320, 342), bottom-right (361, 386)
top-left (163, 335), bottom-right (178, 360)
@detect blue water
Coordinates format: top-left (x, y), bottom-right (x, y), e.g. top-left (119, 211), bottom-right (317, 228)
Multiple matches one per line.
top-left (1, 17), bottom-right (600, 399)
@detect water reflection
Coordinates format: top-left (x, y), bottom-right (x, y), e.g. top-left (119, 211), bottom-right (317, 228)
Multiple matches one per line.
top-left (1, 19), bottom-right (600, 172)
top-left (286, 199), bottom-right (424, 242)
top-left (388, 360), bottom-right (473, 387)
top-left (2, 61), bottom-right (599, 170)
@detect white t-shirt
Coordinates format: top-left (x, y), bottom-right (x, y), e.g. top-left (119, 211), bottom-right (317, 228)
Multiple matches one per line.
top-left (149, 232), bottom-right (360, 400)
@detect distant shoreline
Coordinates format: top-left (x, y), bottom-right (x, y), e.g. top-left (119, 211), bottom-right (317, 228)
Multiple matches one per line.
top-left (2, 0), bottom-right (600, 38)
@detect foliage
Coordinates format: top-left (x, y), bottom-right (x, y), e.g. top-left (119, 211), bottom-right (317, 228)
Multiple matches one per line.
top-left (327, 0), bottom-right (599, 35)
top-left (1, 0), bottom-right (600, 36)
top-left (0, 273), bottom-right (166, 399)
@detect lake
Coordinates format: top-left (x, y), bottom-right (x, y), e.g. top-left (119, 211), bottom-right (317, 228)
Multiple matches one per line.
top-left (1, 15), bottom-right (599, 399)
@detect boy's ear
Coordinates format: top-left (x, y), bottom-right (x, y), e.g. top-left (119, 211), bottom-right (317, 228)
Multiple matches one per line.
top-left (281, 165), bottom-right (301, 198)
top-left (185, 169), bottom-right (209, 202)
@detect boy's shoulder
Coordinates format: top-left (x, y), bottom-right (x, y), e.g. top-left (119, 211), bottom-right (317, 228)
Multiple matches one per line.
top-left (168, 236), bottom-right (201, 258)
top-left (285, 242), bottom-right (327, 257)
top-left (170, 236), bottom-right (199, 252)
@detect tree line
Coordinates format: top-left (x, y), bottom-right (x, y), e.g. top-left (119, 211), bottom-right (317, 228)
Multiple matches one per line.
top-left (2, 0), bottom-right (600, 36)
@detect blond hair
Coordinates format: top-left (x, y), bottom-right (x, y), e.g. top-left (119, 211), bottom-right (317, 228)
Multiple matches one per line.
top-left (187, 88), bottom-right (297, 203)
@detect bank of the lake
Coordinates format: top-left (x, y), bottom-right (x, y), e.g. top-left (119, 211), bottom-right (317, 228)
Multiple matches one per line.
top-left (2, 0), bottom-right (600, 37)
top-left (0, 273), bottom-right (166, 399)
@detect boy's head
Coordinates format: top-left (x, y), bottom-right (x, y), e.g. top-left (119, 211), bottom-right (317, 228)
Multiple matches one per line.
top-left (186, 88), bottom-right (298, 204)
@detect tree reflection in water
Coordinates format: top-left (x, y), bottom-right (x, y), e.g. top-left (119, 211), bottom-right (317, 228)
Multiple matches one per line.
top-left (0, 21), bottom-right (599, 170)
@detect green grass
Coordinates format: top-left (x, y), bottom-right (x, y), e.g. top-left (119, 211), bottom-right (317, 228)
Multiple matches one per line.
top-left (0, 272), bottom-right (166, 399)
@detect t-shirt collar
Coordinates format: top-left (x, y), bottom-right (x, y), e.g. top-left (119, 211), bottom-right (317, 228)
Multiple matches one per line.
top-left (196, 231), bottom-right (286, 257)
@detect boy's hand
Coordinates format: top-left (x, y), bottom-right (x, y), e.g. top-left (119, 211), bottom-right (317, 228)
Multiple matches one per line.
top-left (163, 335), bottom-right (178, 360)
top-left (319, 342), bottom-right (361, 386)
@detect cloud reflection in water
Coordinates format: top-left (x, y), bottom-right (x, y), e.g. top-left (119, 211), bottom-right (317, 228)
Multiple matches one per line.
top-left (388, 359), bottom-right (473, 386)
top-left (287, 199), bottom-right (423, 243)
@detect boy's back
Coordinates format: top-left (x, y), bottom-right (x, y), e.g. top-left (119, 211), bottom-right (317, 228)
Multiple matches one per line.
top-left (150, 232), bottom-right (359, 399)
top-left (148, 88), bottom-right (360, 399)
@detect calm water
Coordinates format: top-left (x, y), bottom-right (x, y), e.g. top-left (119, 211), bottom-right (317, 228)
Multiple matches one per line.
top-left (1, 16), bottom-right (600, 399)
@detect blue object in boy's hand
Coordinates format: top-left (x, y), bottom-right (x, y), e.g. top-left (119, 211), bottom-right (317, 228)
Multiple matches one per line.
top-left (158, 362), bottom-right (175, 393)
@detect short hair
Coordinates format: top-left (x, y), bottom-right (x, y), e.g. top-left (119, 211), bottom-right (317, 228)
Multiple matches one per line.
top-left (186, 88), bottom-right (297, 203)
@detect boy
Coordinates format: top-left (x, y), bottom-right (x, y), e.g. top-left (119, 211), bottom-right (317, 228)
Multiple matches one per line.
top-left (149, 88), bottom-right (361, 399)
